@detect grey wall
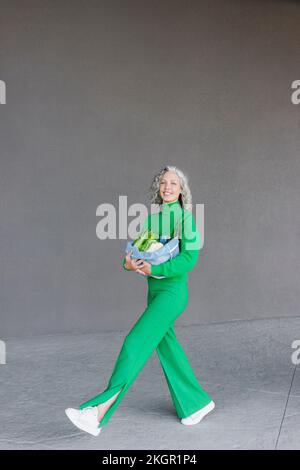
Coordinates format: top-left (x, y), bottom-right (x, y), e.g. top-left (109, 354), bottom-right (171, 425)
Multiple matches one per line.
top-left (1, 0), bottom-right (300, 338)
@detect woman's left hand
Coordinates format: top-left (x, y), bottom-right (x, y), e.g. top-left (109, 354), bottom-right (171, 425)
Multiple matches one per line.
top-left (134, 259), bottom-right (152, 276)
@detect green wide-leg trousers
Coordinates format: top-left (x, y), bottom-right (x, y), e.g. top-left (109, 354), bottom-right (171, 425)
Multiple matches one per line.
top-left (79, 277), bottom-right (212, 429)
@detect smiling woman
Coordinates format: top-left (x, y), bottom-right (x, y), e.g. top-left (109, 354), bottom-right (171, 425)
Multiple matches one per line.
top-left (65, 165), bottom-right (215, 436)
top-left (159, 171), bottom-right (182, 204)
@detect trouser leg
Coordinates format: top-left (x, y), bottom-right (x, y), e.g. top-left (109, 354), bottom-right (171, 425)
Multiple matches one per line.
top-left (156, 323), bottom-right (212, 419)
top-left (79, 285), bottom-right (189, 428)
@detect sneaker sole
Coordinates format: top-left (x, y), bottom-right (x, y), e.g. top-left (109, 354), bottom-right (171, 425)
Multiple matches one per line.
top-left (181, 401), bottom-right (215, 426)
top-left (65, 408), bottom-right (102, 436)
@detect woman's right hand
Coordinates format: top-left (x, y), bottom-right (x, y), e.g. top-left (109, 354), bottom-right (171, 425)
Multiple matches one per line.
top-left (124, 251), bottom-right (147, 275)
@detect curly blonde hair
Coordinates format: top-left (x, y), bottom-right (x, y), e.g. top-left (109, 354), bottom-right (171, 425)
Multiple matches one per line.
top-left (145, 165), bottom-right (193, 211)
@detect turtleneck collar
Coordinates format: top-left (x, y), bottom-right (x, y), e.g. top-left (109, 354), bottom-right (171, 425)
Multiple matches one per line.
top-left (161, 199), bottom-right (181, 211)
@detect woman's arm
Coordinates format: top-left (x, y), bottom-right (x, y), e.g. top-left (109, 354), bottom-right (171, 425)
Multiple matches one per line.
top-left (150, 211), bottom-right (201, 278)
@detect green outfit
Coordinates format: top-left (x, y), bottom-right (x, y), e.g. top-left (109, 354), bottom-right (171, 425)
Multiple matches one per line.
top-left (79, 199), bottom-right (212, 428)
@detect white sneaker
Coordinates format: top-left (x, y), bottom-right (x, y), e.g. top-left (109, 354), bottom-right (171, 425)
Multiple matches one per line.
top-left (65, 406), bottom-right (102, 436)
top-left (181, 400), bottom-right (215, 425)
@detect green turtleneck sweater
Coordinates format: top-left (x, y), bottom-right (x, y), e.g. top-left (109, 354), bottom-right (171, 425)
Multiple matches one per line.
top-left (123, 200), bottom-right (202, 280)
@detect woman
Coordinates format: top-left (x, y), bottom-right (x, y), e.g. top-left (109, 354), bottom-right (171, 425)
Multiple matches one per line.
top-left (65, 165), bottom-right (215, 436)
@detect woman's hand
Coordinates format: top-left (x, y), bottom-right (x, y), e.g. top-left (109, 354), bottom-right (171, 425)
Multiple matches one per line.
top-left (134, 260), bottom-right (152, 276)
top-left (124, 251), bottom-right (152, 276)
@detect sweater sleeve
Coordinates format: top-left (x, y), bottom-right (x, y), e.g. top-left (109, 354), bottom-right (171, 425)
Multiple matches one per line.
top-left (150, 211), bottom-right (201, 278)
top-left (122, 214), bottom-right (150, 271)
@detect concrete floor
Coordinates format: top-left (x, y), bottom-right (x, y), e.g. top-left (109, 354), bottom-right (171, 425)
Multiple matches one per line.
top-left (0, 316), bottom-right (299, 450)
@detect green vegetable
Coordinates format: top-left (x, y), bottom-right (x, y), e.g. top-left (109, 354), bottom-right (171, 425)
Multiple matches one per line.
top-left (133, 230), bottom-right (159, 252)
top-left (133, 229), bottom-right (149, 250)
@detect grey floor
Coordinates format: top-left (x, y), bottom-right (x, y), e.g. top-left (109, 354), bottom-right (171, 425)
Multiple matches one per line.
top-left (0, 316), bottom-right (299, 450)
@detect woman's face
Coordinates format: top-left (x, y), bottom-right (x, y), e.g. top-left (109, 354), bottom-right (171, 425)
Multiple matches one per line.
top-left (159, 171), bottom-right (182, 203)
